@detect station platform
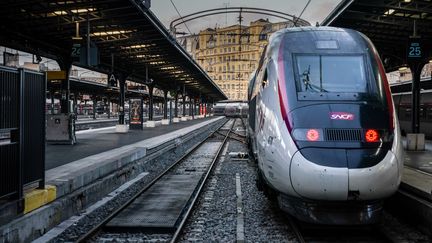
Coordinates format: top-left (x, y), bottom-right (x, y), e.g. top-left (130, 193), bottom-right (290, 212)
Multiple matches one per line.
top-left (386, 138), bottom-right (432, 236)
top-left (74, 115), bottom-right (163, 131)
top-left (401, 139), bottom-right (432, 200)
top-left (0, 115), bottom-right (226, 242)
top-left (47, 116), bottom-right (201, 170)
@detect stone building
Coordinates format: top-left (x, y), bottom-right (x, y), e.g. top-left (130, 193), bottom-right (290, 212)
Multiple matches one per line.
top-left (179, 18), bottom-right (309, 100)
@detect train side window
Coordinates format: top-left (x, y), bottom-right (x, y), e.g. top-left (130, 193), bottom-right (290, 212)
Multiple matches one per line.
top-left (262, 68), bottom-right (268, 87)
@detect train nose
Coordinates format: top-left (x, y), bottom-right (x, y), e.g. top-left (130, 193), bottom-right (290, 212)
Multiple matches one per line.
top-left (290, 149), bottom-right (400, 201)
top-left (290, 150), bottom-right (349, 200)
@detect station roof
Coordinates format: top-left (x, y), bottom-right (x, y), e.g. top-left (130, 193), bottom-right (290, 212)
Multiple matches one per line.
top-left (0, 0), bottom-right (227, 101)
top-left (322, 0), bottom-right (432, 71)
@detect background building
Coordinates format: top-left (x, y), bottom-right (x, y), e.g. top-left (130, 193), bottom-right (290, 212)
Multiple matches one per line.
top-left (179, 18), bottom-right (309, 100)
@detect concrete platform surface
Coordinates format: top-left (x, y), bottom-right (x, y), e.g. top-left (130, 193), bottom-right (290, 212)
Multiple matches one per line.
top-left (46, 117), bottom-right (214, 170)
top-left (401, 167), bottom-right (432, 201)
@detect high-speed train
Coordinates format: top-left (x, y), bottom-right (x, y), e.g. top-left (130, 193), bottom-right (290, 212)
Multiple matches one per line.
top-left (248, 26), bottom-right (403, 225)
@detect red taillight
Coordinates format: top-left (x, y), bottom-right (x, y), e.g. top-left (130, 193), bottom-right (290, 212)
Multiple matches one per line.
top-left (365, 129), bottom-right (379, 142)
top-left (306, 129), bottom-right (320, 141)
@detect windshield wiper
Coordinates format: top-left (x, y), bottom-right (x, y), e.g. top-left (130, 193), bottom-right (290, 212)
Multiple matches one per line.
top-left (302, 65), bottom-right (328, 92)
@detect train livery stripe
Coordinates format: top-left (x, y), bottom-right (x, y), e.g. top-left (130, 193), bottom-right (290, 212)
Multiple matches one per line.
top-left (277, 37), bottom-right (293, 132)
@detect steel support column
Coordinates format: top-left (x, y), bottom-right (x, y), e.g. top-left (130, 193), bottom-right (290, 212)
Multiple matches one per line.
top-left (182, 94), bottom-right (186, 117)
top-left (163, 90), bottom-right (168, 119)
top-left (410, 63), bottom-right (424, 133)
top-left (92, 96), bottom-right (97, 120)
top-left (148, 85), bottom-right (154, 121)
top-left (175, 92), bottom-right (179, 117)
top-left (119, 77), bottom-right (126, 125)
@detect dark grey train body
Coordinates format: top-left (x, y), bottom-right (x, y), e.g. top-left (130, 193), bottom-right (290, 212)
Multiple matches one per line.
top-left (248, 26), bottom-right (403, 224)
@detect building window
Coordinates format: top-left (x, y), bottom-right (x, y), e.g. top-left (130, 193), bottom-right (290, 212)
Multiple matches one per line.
top-left (228, 47), bottom-right (231, 52)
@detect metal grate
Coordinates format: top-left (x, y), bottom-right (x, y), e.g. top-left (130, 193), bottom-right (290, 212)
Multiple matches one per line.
top-left (325, 129), bottom-right (362, 141)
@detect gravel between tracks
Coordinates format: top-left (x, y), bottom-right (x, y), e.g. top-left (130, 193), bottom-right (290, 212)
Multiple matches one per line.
top-left (179, 119), bottom-right (298, 242)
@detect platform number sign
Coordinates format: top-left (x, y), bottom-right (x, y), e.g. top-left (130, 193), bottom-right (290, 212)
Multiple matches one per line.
top-left (71, 43), bottom-right (81, 58)
top-left (408, 42), bottom-right (421, 58)
top-left (407, 38), bottom-right (423, 63)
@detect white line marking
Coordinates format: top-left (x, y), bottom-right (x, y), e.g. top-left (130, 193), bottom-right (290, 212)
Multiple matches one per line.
top-left (235, 173), bottom-right (245, 242)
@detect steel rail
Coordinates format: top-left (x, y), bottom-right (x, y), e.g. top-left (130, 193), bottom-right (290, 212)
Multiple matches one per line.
top-left (170, 118), bottom-right (236, 243)
top-left (76, 118), bottom-right (229, 242)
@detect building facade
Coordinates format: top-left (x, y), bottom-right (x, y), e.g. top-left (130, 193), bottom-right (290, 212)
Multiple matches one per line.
top-left (179, 18), bottom-right (309, 100)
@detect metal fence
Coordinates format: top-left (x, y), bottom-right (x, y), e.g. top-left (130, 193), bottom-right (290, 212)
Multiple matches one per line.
top-left (0, 67), bottom-right (20, 200)
top-left (0, 66), bottom-right (46, 201)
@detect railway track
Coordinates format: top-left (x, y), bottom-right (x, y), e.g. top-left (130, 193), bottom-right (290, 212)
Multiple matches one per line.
top-left (77, 119), bottom-right (236, 242)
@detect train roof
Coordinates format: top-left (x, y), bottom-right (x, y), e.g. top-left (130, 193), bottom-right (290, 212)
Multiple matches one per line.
top-left (267, 26), bottom-right (368, 57)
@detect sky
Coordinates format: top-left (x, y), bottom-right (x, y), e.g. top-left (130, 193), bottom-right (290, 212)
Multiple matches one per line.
top-left (151, 0), bottom-right (343, 34)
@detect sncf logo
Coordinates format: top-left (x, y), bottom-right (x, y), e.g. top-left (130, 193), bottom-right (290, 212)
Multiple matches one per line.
top-left (330, 112), bottom-right (355, 120)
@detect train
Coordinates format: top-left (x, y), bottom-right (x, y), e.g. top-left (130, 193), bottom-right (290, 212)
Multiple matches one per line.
top-left (213, 100), bottom-right (248, 118)
top-left (247, 26), bottom-right (403, 225)
top-left (393, 90), bottom-right (432, 138)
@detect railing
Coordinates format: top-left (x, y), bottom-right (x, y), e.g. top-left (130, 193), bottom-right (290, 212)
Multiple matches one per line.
top-left (0, 66), bottom-right (46, 203)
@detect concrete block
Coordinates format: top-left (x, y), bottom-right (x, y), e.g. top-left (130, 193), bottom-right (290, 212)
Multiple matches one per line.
top-left (173, 117), bottom-right (180, 123)
top-left (161, 119), bottom-right (170, 125)
top-left (181, 117), bottom-right (188, 121)
top-left (146, 120), bottom-right (156, 127)
top-left (406, 133), bottom-right (426, 151)
top-left (417, 133), bottom-right (425, 151)
top-left (115, 124), bottom-right (129, 133)
top-left (24, 185), bottom-right (56, 214)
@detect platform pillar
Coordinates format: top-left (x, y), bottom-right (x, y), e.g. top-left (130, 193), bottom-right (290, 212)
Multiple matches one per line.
top-left (118, 77), bottom-right (126, 125)
top-left (50, 91), bottom-right (55, 114)
top-left (410, 63), bottom-right (424, 133)
top-left (182, 95), bottom-right (186, 117)
top-left (92, 96), bottom-right (97, 120)
top-left (148, 85), bottom-right (154, 121)
top-left (175, 92), bottom-right (179, 118)
top-left (163, 90), bottom-right (168, 119)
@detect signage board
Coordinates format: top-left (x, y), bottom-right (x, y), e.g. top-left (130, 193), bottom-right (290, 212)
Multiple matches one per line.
top-left (108, 73), bottom-right (118, 87)
top-left (407, 37), bottom-right (426, 68)
top-left (129, 98), bottom-right (143, 129)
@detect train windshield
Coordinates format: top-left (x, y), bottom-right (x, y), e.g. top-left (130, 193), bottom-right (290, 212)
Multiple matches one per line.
top-left (295, 55), bottom-right (367, 95)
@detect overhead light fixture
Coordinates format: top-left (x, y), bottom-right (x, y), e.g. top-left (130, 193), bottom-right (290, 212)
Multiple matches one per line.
top-left (403, 0), bottom-right (411, 2)
top-left (136, 54), bottom-right (159, 58)
top-left (160, 66), bottom-right (176, 70)
top-left (91, 30), bottom-right (133, 37)
top-left (123, 44), bottom-right (153, 49)
top-left (398, 66), bottom-right (408, 71)
top-left (384, 9), bottom-right (395, 15)
top-left (149, 61), bottom-right (165, 65)
top-left (50, 8), bottom-right (96, 16)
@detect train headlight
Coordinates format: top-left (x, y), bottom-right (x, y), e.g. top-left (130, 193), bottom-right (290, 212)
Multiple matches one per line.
top-left (365, 129), bottom-right (379, 142)
top-left (292, 128), bottom-right (324, 142)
